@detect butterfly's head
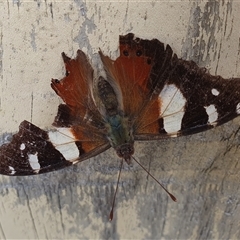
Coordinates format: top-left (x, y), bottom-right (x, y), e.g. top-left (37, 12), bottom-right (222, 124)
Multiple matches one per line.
top-left (116, 143), bottom-right (134, 164)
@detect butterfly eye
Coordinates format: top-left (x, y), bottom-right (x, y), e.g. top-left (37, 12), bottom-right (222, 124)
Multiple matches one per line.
top-left (136, 50), bottom-right (142, 56)
top-left (65, 70), bottom-right (70, 76)
top-left (123, 50), bottom-right (129, 56)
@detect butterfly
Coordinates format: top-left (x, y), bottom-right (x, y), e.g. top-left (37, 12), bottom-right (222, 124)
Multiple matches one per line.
top-left (1, 33), bottom-right (240, 218)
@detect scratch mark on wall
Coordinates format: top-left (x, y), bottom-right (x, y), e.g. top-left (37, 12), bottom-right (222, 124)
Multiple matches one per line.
top-left (57, 191), bottom-right (65, 237)
top-left (49, 2), bottom-right (53, 19)
top-left (6, 0), bottom-right (10, 16)
top-left (21, 186), bottom-right (39, 239)
top-left (30, 25), bottom-right (37, 51)
top-left (31, 92), bottom-right (33, 123)
top-left (0, 31), bottom-right (3, 111)
top-left (235, 37), bottom-right (240, 74)
top-left (0, 222), bottom-right (6, 240)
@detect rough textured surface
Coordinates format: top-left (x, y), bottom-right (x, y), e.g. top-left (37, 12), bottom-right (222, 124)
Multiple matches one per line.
top-left (0, 0), bottom-right (240, 239)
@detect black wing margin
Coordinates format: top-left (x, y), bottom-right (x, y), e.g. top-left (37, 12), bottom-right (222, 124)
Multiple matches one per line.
top-left (169, 59), bottom-right (240, 135)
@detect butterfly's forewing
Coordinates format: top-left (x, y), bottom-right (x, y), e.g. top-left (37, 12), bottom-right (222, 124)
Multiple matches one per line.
top-left (142, 47), bottom-right (240, 138)
top-left (101, 33), bottom-right (240, 140)
top-left (0, 50), bottom-right (110, 175)
top-left (51, 50), bottom-right (110, 161)
top-left (51, 50), bottom-right (102, 126)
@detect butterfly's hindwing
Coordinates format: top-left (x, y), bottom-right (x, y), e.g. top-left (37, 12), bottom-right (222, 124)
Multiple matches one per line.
top-left (0, 120), bottom-right (110, 176)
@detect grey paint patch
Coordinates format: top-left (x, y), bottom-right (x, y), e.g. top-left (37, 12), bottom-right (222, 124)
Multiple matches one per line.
top-left (182, 1), bottom-right (233, 71)
top-left (12, 0), bottom-right (21, 8)
top-left (73, 0), bottom-right (96, 54)
top-left (0, 133), bottom-right (12, 145)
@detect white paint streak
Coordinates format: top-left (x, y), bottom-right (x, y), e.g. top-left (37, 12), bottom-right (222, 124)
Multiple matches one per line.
top-left (211, 88), bottom-right (219, 96)
top-left (204, 104), bottom-right (218, 124)
top-left (48, 128), bottom-right (79, 161)
top-left (28, 152), bottom-right (40, 170)
top-left (9, 166), bottom-right (16, 175)
top-left (236, 103), bottom-right (240, 114)
top-left (20, 143), bottom-right (25, 150)
top-left (159, 84), bottom-right (186, 133)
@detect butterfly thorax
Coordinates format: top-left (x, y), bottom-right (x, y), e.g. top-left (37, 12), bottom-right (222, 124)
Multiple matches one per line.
top-left (106, 114), bottom-right (134, 164)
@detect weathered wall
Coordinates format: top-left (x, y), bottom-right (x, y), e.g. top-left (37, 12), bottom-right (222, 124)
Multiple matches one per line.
top-left (0, 0), bottom-right (240, 239)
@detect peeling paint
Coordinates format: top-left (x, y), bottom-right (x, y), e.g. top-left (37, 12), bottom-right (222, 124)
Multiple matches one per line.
top-left (12, 0), bottom-right (21, 8)
top-left (73, 1), bottom-right (96, 54)
top-left (182, 0), bottom-right (234, 74)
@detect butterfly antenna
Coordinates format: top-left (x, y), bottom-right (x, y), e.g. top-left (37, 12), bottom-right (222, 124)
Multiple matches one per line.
top-left (109, 158), bottom-right (124, 221)
top-left (132, 156), bottom-right (177, 202)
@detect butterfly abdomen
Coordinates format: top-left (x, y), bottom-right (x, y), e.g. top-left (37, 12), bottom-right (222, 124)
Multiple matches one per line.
top-left (97, 77), bottom-right (120, 116)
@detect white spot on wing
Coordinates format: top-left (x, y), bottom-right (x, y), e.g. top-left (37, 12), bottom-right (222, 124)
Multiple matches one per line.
top-left (204, 104), bottom-right (218, 125)
top-left (159, 84), bottom-right (186, 133)
top-left (48, 128), bottom-right (79, 161)
top-left (236, 103), bottom-right (240, 114)
top-left (211, 88), bottom-right (219, 96)
top-left (9, 166), bottom-right (16, 175)
top-left (28, 152), bottom-right (40, 170)
top-left (20, 143), bottom-right (25, 150)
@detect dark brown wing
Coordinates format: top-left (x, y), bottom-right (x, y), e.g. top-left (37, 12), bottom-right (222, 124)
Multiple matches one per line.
top-left (0, 121), bottom-right (110, 175)
top-left (100, 33), bottom-right (240, 140)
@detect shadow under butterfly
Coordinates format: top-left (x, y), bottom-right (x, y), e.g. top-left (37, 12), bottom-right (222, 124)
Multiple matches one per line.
top-left (1, 33), bottom-right (240, 220)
